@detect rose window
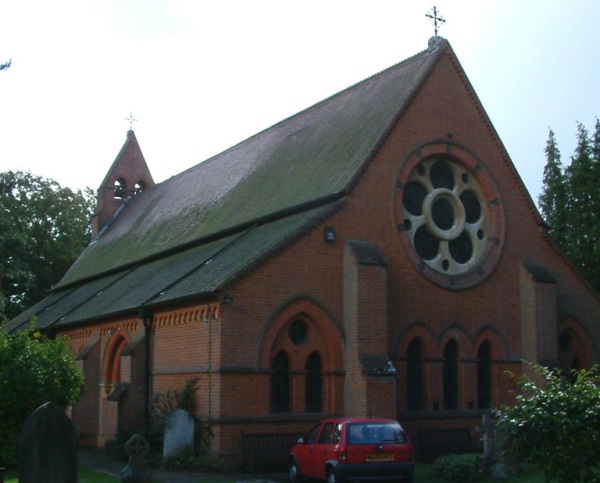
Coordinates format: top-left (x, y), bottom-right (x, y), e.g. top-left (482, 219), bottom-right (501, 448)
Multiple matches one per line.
top-left (401, 158), bottom-right (488, 276)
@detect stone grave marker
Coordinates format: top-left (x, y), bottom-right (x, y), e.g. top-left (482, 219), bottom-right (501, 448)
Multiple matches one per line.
top-left (163, 408), bottom-right (194, 458)
top-left (475, 412), bottom-right (496, 474)
top-left (121, 434), bottom-right (152, 482)
top-left (18, 402), bottom-right (78, 483)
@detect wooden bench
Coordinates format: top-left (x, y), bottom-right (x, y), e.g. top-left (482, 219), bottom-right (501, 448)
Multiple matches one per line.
top-left (417, 428), bottom-right (474, 463)
top-left (241, 432), bottom-right (300, 471)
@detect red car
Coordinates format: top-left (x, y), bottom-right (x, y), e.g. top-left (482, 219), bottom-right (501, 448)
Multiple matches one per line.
top-left (288, 417), bottom-right (415, 483)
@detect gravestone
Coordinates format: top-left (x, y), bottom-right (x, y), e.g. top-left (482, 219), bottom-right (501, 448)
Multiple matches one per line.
top-left (121, 434), bottom-right (152, 482)
top-left (163, 408), bottom-right (194, 458)
top-left (18, 402), bottom-right (78, 483)
top-left (475, 412), bottom-right (496, 474)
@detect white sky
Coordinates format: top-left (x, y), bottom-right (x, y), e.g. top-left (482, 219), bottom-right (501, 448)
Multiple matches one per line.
top-left (1, 0), bottom-right (599, 205)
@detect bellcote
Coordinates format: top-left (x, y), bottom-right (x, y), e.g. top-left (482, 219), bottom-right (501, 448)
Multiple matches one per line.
top-left (91, 130), bottom-right (155, 239)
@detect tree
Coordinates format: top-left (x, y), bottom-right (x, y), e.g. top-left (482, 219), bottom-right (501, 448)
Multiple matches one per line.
top-left (564, 122), bottom-right (600, 289)
top-left (0, 171), bottom-right (95, 321)
top-left (0, 58), bottom-right (10, 71)
top-left (0, 328), bottom-right (84, 466)
top-left (494, 364), bottom-right (600, 483)
top-left (539, 119), bottom-right (600, 292)
top-left (538, 129), bottom-right (568, 249)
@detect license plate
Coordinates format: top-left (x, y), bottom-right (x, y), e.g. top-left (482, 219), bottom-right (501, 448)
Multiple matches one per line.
top-left (366, 453), bottom-right (394, 462)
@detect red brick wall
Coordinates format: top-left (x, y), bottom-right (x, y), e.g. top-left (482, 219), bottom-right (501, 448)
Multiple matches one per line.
top-left (64, 47), bottom-right (600, 462)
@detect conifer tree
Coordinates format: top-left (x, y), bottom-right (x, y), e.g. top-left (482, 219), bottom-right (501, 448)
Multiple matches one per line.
top-left (539, 120), bottom-right (600, 292)
top-left (565, 123), bottom-right (599, 288)
top-left (538, 129), bottom-right (568, 249)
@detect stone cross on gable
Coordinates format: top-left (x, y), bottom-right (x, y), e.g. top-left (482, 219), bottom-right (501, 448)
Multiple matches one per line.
top-left (426, 6), bottom-right (446, 37)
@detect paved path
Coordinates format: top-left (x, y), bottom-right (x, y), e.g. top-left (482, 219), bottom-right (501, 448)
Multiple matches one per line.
top-left (78, 447), bottom-right (287, 483)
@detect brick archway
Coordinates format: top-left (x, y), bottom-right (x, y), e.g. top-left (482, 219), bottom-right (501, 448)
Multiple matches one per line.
top-left (259, 298), bottom-right (344, 414)
top-left (98, 328), bottom-right (132, 446)
top-left (103, 330), bottom-right (131, 384)
top-left (559, 318), bottom-right (597, 370)
top-left (258, 298), bottom-right (343, 370)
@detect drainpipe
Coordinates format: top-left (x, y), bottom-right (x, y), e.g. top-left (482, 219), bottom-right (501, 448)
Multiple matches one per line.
top-left (207, 302), bottom-right (214, 421)
top-left (141, 308), bottom-right (153, 426)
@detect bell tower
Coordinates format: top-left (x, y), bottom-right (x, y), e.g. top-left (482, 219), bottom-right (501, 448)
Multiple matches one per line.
top-left (91, 130), bottom-right (155, 239)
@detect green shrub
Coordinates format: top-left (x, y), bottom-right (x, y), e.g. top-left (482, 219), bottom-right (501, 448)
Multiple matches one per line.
top-left (495, 364), bottom-right (600, 483)
top-left (433, 453), bottom-right (482, 481)
top-left (0, 328), bottom-right (83, 467)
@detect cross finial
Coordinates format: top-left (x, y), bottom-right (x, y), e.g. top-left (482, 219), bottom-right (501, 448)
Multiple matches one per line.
top-left (125, 112), bottom-right (138, 131)
top-left (426, 6), bottom-right (446, 37)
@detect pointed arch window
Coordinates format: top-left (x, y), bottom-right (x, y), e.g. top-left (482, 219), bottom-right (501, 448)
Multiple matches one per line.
top-left (104, 334), bottom-right (129, 384)
top-left (477, 341), bottom-right (492, 409)
top-left (443, 339), bottom-right (458, 410)
top-left (271, 351), bottom-right (290, 413)
top-left (114, 178), bottom-right (126, 199)
top-left (305, 352), bottom-right (322, 412)
top-left (406, 337), bottom-right (425, 411)
top-left (134, 180), bottom-right (145, 195)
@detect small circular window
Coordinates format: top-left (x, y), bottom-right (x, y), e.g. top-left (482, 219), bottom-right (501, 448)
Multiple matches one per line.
top-left (289, 320), bottom-right (307, 345)
top-left (396, 149), bottom-right (505, 289)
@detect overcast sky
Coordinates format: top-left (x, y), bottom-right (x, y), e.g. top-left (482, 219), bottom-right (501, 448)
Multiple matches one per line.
top-left (1, 0), bottom-right (599, 205)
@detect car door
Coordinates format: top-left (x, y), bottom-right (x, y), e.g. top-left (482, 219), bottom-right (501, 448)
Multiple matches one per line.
top-left (294, 422), bottom-right (323, 478)
top-left (311, 421), bottom-right (336, 480)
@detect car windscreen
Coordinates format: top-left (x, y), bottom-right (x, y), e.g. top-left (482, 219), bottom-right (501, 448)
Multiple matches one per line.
top-left (347, 422), bottom-right (407, 445)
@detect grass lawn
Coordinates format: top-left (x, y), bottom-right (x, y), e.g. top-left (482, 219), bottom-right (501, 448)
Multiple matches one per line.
top-left (1, 463), bottom-right (547, 482)
top-left (415, 463), bottom-right (547, 482)
top-left (2, 466), bottom-right (121, 483)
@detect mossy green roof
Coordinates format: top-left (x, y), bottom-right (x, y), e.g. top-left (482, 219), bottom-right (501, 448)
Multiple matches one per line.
top-left (7, 40), bottom-right (447, 331)
top-left (58, 41), bottom-right (443, 287)
top-left (6, 201), bottom-right (343, 332)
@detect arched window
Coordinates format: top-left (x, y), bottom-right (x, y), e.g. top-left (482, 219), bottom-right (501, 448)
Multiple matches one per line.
top-left (305, 352), bottom-right (322, 412)
top-left (406, 337), bottom-right (425, 411)
top-left (114, 178), bottom-right (126, 199)
top-left (477, 341), bottom-right (492, 409)
top-left (104, 334), bottom-right (129, 383)
top-left (134, 180), bottom-right (145, 195)
top-left (271, 351), bottom-right (290, 413)
top-left (443, 339), bottom-right (458, 410)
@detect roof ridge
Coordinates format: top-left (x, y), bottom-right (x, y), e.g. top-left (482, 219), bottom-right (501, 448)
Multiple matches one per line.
top-left (159, 42), bottom-right (445, 185)
top-left (59, 40), bottom-right (449, 287)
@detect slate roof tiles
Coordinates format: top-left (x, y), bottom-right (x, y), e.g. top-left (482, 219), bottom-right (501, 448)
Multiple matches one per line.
top-left (6, 39), bottom-right (447, 332)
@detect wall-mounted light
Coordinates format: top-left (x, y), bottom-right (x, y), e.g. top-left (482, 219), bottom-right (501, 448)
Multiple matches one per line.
top-left (222, 294), bottom-right (234, 305)
top-left (324, 226), bottom-right (336, 243)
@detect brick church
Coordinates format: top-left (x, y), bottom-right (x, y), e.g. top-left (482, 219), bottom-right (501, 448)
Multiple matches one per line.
top-left (8, 37), bottom-right (600, 460)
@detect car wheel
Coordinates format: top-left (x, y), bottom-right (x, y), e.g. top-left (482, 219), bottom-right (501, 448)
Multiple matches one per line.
top-left (288, 459), bottom-right (303, 483)
top-left (327, 469), bottom-right (344, 483)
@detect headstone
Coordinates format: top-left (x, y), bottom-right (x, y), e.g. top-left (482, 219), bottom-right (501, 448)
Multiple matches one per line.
top-left (491, 462), bottom-right (509, 480)
top-left (121, 434), bottom-right (152, 482)
top-left (163, 408), bottom-right (194, 458)
top-left (18, 402), bottom-right (78, 483)
top-left (475, 412), bottom-right (496, 474)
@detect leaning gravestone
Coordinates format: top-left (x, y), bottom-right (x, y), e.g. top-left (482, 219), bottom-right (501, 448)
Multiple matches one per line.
top-left (18, 402), bottom-right (78, 483)
top-left (163, 408), bottom-right (194, 458)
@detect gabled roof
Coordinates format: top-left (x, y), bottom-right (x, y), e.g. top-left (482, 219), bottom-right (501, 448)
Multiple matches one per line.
top-left (97, 130), bottom-right (154, 192)
top-left (6, 38), bottom-right (448, 332)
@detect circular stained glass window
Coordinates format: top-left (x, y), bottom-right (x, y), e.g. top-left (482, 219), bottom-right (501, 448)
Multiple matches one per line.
top-left (397, 153), bottom-right (505, 289)
top-left (289, 320), bottom-right (307, 345)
